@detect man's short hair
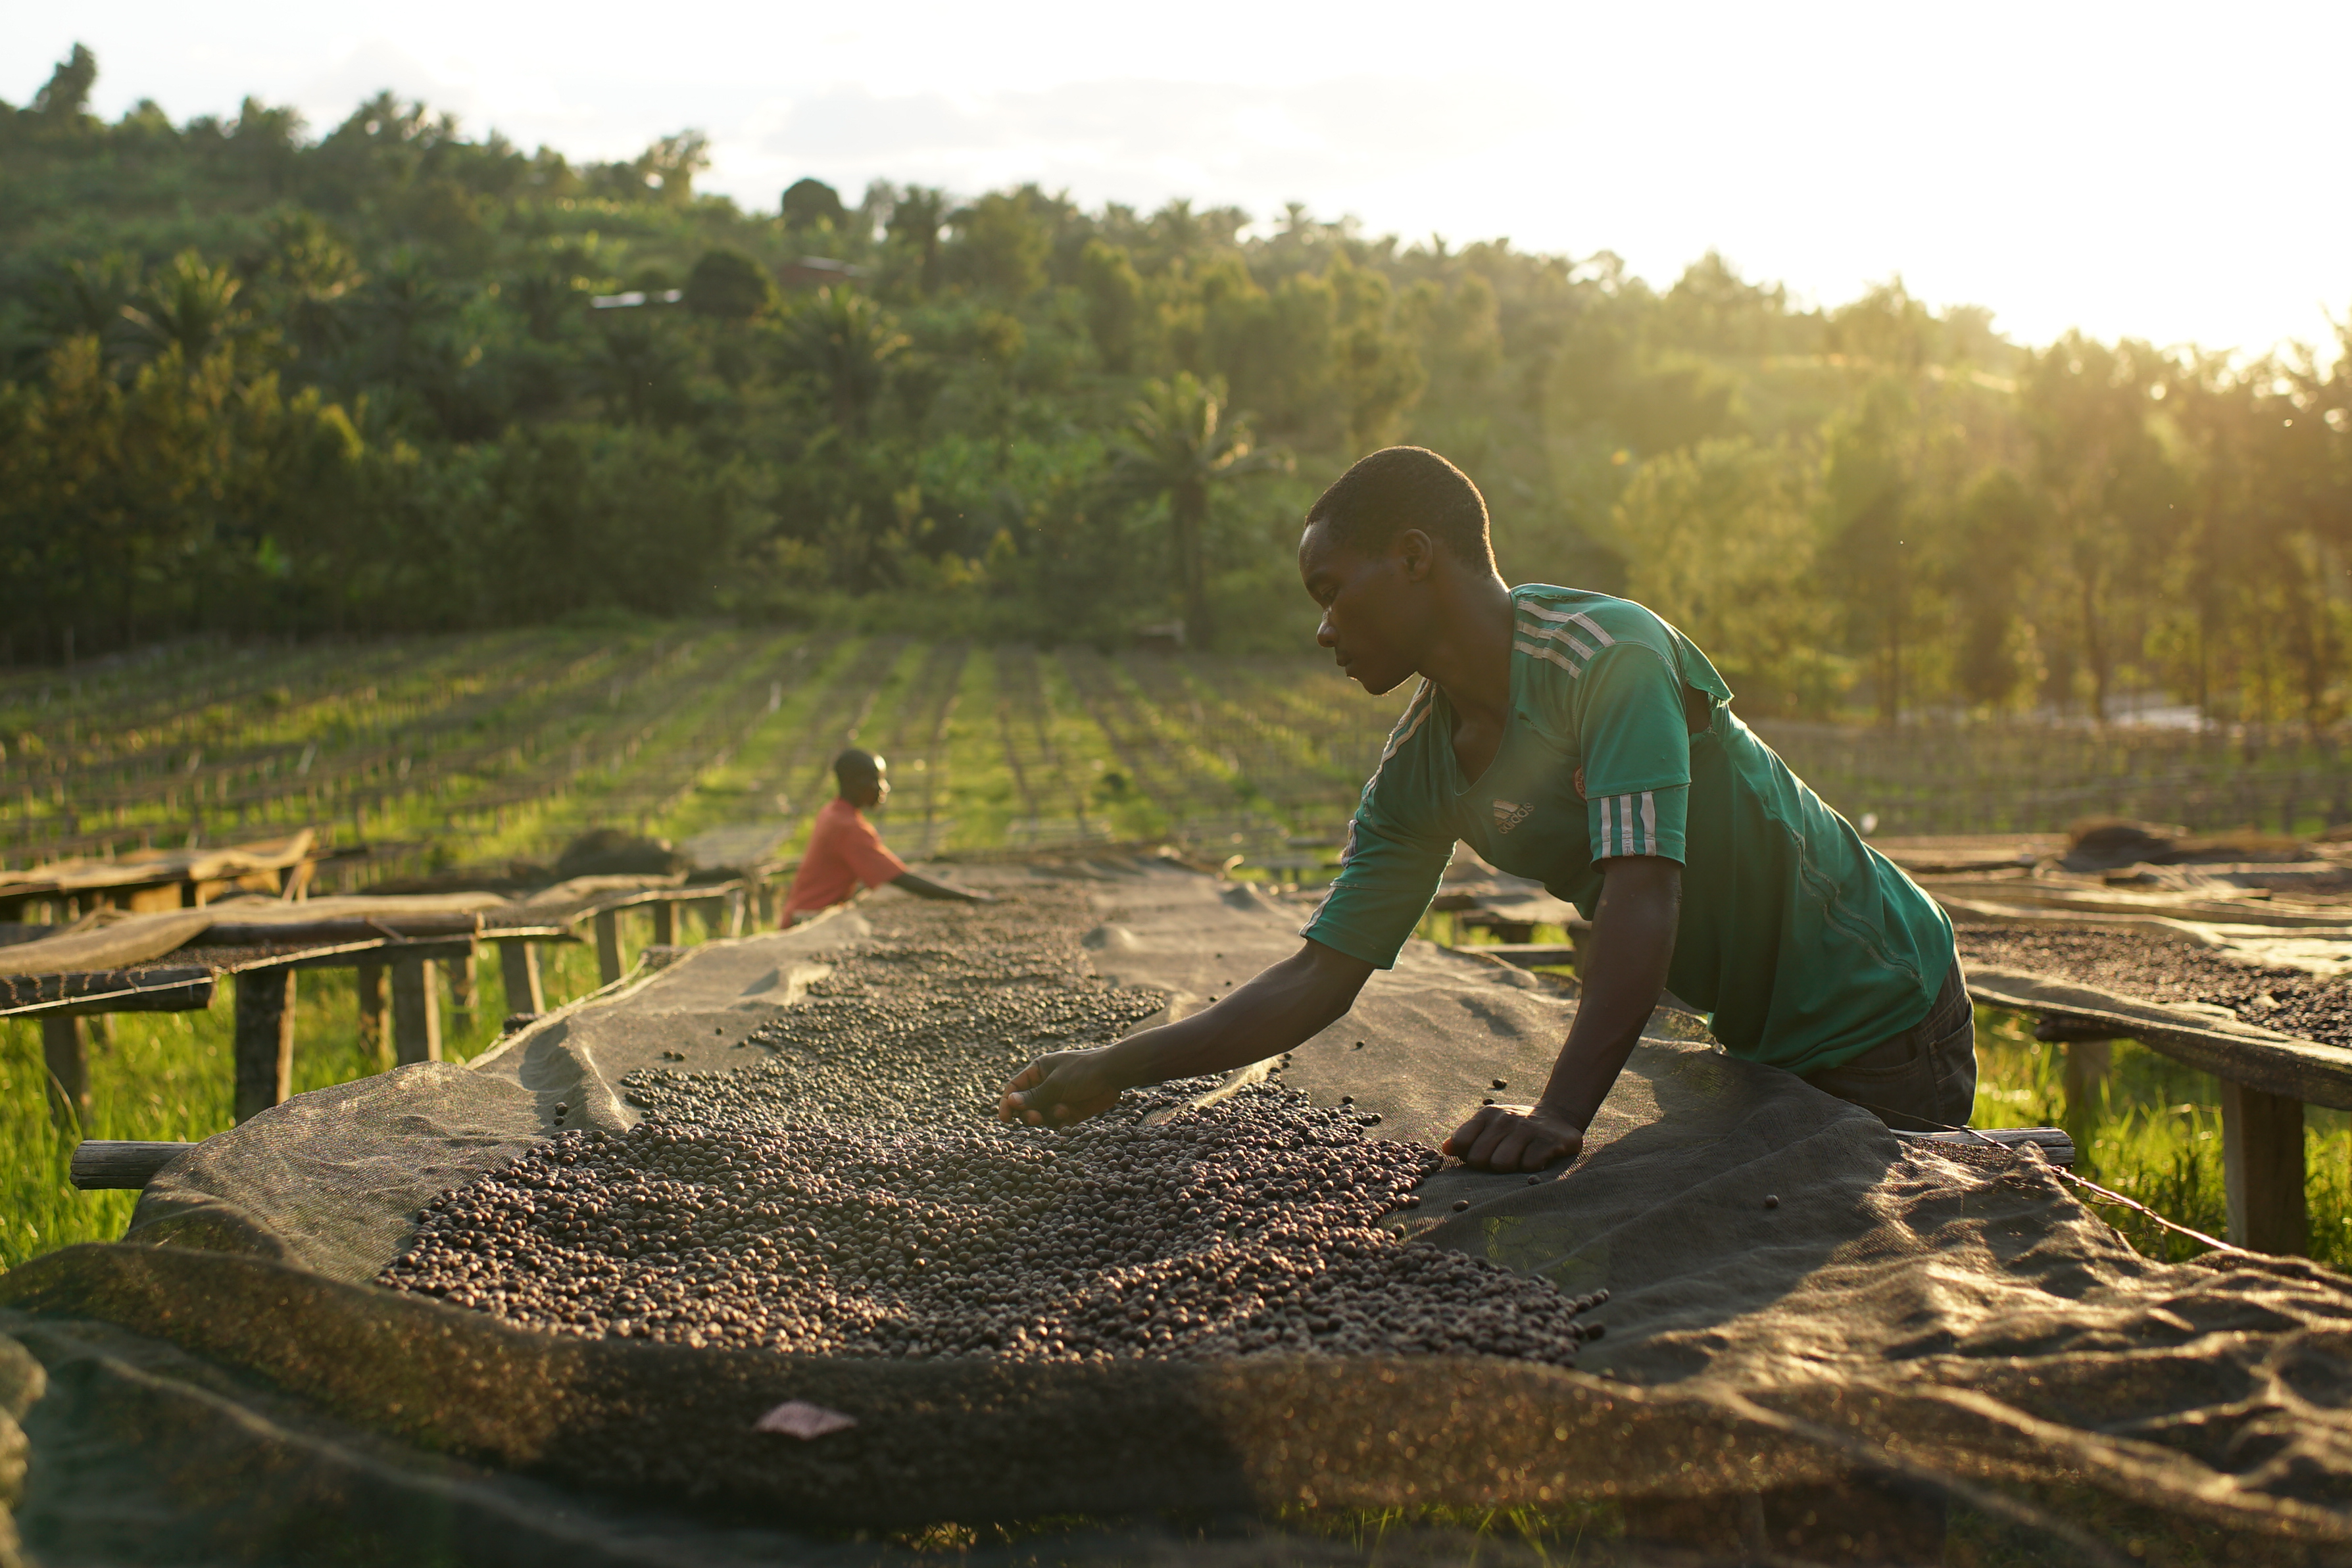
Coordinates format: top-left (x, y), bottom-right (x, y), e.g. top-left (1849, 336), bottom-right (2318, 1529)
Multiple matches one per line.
top-left (834, 748), bottom-right (883, 793)
top-left (1305, 447), bottom-right (1494, 570)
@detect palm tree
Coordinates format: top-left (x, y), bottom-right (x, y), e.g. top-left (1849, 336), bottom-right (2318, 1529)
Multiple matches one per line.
top-left (785, 287), bottom-right (906, 435)
top-left (1108, 374), bottom-right (1286, 650)
top-left (120, 251), bottom-right (253, 366)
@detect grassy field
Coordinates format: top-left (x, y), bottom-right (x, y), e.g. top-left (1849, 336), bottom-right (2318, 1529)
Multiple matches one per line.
top-left (3, 625), bottom-right (2340, 1277)
top-left (0, 629), bottom-right (1409, 882)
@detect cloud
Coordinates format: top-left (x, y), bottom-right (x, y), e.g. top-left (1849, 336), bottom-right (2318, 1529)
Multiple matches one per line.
top-left (713, 75), bottom-right (1558, 224)
top-left (294, 39), bottom-right (476, 127)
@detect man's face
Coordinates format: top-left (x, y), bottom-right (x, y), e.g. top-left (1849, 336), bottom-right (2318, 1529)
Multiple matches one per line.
top-left (850, 760), bottom-right (891, 809)
top-left (1298, 521), bottom-right (1430, 697)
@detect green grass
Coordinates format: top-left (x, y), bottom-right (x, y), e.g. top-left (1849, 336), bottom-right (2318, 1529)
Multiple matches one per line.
top-left (1972, 1007), bottom-right (2352, 1267)
top-left (1, 910), bottom-right (659, 1271)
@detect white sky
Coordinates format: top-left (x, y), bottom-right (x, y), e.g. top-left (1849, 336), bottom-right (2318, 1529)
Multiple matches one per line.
top-left (14, 2), bottom-right (2348, 358)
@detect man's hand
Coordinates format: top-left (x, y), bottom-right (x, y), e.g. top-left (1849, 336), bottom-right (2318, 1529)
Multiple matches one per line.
top-left (894, 870), bottom-right (996, 904)
top-left (1443, 1102), bottom-right (1584, 1172)
top-left (998, 1048), bottom-right (1121, 1127)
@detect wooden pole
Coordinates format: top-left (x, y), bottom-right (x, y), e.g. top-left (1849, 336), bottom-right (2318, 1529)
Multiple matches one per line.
top-left (595, 910), bottom-right (624, 985)
top-left (391, 958), bottom-right (442, 1065)
top-left (2062, 1038), bottom-right (2112, 1127)
top-left (498, 939), bottom-right (545, 1016)
top-left (445, 946), bottom-right (480, 1034)
top-left (2221, 1079), bottom-right (2308, 1256)
top-left (69, 1139), bottom-right (190, 1190)
top-left (356, 960), bottom-right (387, 1069)
top-left (652, 900), bottom-right (676, 946)
top-left (41, 1015), bottom-right (89, 1129)
top-left (232, 967), bottom-right (297, 1123)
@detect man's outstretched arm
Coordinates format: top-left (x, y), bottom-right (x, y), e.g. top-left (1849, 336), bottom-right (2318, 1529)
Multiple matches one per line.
top-left (998, 938), bottom-right (1375, 1125)
top-left (1445, 855), bottom-right (1681, 1171)
top-left (891, 869), bottom-right (994, 903)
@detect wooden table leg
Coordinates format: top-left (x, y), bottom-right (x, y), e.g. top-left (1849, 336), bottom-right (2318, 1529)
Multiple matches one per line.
top-left (41, 1015), bottom-right (89, 1129)
top-left (2222, 1079), bottom-right (2308, 1255)
top-left (728, 889), bottom-right (746, 939)
top-left (446, 947), bottom-right (480, 1033)
top-left (233, 967), bottom-right (297, 1123)
top-left (391, 958), bottom-right (442, 1065)
top-left (2063, 1038), bottom-right (2112, 1127)
top-left (499, 939), bottom-right (545, 1015)
top-left (356, 960), bottom-right (387, 1069)
top-left (652, 901), bottom-right (676, 946)
top-left (595, 910), bottom-right (624, 985)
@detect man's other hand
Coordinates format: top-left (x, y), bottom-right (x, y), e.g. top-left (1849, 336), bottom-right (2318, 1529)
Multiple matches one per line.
top-left (893, 869), bottom-right (997, 904)
top-left (1443, 1102), bottom-right (1584, 1172)
top-left (998, 1048), bottom-right (1120, 1127)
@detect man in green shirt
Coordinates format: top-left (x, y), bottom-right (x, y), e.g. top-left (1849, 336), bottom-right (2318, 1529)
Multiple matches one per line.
top-left (999, 447), bottom-right (1972, 1169)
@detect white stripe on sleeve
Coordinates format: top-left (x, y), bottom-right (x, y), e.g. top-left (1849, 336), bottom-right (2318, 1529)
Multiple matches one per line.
top-left (1569, 611), bottom-right (1616, 648)
top-left (1513, 639), bottom-right (1582, 676)
top-left (1640, 791), bottom-right (1656, 854)
top-left (1513, 620), bottom-right (1599, 662)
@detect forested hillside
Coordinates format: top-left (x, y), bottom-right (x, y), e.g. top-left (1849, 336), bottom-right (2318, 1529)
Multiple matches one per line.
top-left (5, 45), bottom-right (2348, 723)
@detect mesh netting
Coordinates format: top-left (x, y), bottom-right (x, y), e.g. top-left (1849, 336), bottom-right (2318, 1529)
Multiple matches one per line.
top-left (7, 860), bottom-right (2352, 1565)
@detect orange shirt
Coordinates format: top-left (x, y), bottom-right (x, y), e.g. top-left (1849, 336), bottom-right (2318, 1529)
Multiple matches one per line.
top-left (782, 797), bottom-right (907, 923)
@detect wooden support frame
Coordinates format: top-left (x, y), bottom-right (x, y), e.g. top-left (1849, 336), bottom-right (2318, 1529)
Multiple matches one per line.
top-left (70, 1139), bottom-right (191, 1190)
top-left (496, 937), bottom-right (545, 1015)
top-left (42, 1015), bottom-right (88, 1128)
top-left (446, 948), bottom-right (480, 1033)
top-left (2062, 1038), bottom-right (2113, 1127)
top-left (356, 960), bottom-right (387, 1069)
top-left (2222, 1079), bottom-right (2309, 1255)
top-left (3, 964), bottom-right (215, 1016)
top-left (1971, 979), bottom-right (2346, 1258)
top-left (595, 910), bottom-right (624, 985)
top-left (652, 901), bottom-right (676, 946)
top-left (232, 966), bottom-right (297, 1123)
top-left (390, 958), bottom-right (441, 1065)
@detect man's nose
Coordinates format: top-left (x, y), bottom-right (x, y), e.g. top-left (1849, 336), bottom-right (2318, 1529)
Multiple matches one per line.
top-left (1315, 612), bottom-right (1337, 649)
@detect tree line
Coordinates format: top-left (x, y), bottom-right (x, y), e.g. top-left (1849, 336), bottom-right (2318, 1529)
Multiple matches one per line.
top-left (4, 45), bottom-right (2349, 725)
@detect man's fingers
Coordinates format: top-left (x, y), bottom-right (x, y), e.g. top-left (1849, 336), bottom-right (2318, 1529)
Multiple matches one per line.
top-left (1445, 1107), bottom-right (1581, 1172)
top-left (1443, 1106), bottom-right (1500, 1156)
top-left (1467, 1115), bottom-right (1521, 1169)
top-left (1489, 1126), bottom-right (1540, 1172)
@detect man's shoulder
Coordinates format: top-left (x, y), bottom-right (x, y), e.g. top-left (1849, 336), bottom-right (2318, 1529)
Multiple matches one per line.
top-left (1512, 585), bottom-right (1673, 652)
top-left (812, 798), bottom-right (869, 836)
top-left (1511, 585), bottom-right (1731, 702)
top-left (1509, 586), bottom-right (1677, 688)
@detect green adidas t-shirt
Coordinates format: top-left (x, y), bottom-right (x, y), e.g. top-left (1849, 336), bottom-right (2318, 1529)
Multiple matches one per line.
top-left (1302, 585), bottom-right (1954, 1077)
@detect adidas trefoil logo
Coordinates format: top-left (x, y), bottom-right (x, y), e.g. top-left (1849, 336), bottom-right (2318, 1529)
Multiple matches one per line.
top-left (1492, 798), bottom-right (1533, 833)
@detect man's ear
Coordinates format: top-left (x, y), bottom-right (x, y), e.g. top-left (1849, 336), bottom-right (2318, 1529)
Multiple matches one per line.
top-left (1396, 527), bottom-right (1437, 582)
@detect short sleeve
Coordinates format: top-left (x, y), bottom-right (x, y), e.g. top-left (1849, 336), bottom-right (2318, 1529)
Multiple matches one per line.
top-left (1299, 812), bottom-right (1452, 969)
top-left (844, 819), bottom-right (908, 889)
top-left (1574, 645), bottom-right (1691, 864)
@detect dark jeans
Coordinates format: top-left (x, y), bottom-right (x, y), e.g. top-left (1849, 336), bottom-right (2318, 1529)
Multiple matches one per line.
top-left (1802, 958), bottom-right (1976, 1131)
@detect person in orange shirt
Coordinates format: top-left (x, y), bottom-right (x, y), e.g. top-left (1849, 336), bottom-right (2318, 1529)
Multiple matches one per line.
top-left (779, 749), bottom-right (991, 925)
